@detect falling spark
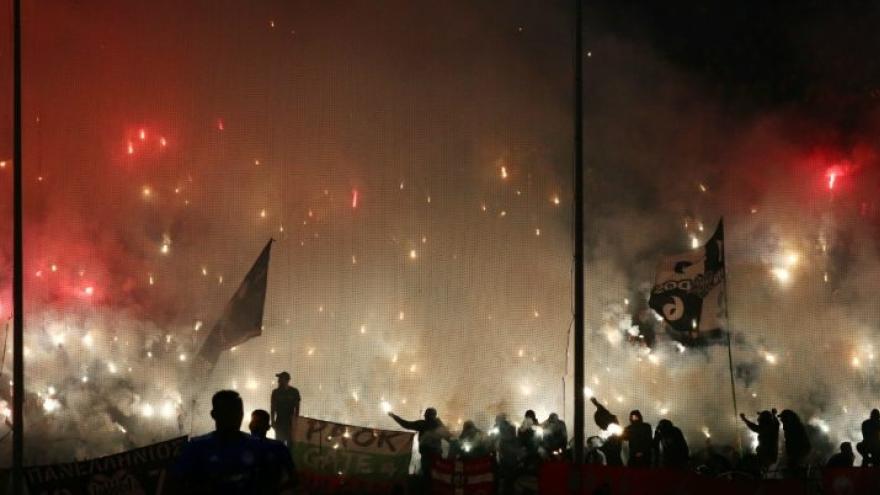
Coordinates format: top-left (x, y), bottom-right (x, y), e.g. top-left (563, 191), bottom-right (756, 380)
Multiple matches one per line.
top-left (217, 119), bottom-right (225, 131)
top-left (82, 333), bottom-right (94, 347)
top-left (260, 209), bottom-right (267, 218)
top-left (583, 386), bottom-right (594, 398)
top-left (698, 183), bottom-right (707, 193)
top-left (159, 137), bottom-right (167, 147)
top-left (701, 426), bottom-right (711, 438)
top-left (142, 186), bottom-right (152, 197)
top-left (83, 286), bottom-right (94, 296)
top-left (380, 400), bottom-right (392, 413)
top-left (535, 228), bottom-right (541, 236)
top-left (764, 352), bottom-right (778, 365)
top-left (690, 235), bottom-right (699, 249)
top-left (852, 356), bottom-right (861, 368)
top-left (360, 325), bottom-right (366, 334)
top-left (141, 403), bottom-right (154, 418)
top-left (351, 189), bottom-right (359, 208)
top-left (179, 353), bottom-right (187, 362)
top-left (409, 249), bottom-right (417, 259)
top-left (138, 129), bottom-right (146, 141)
top-left (500, 166), bottom-right (508, 179)
top-left (127, 142), bottom-right (135, 155)
top-left (409, 364), bottom-right (417, 373)
top-left (552, 195), bottom-right (560, 205)
top-left (398, 311), bottom-right (405, 320)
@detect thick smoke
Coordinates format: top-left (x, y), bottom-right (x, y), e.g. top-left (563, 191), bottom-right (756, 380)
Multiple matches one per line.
top-left (0, 0), bottom-right (878, 466)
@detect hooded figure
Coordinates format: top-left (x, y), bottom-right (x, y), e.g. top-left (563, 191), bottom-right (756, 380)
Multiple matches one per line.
top-left (541, 413), bottom-right (568, 457)
top-left (857, 409), bottom-right (880, 466)
top-left (778, 409), bottom-right (811, 470)
top-left (622, 410), bottom-right (653, 467)
top-left (653, 419), bottom-right (689, 468)
top-left (741, 409), bottom-right (780, 469)
top-left (455, 420), bottom-right (487, 458)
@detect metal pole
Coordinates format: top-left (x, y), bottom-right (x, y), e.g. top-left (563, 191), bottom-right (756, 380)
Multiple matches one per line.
top-left (572, 0), bottom-right (585, 467)
top-left (12, 0), bottom-right (25, 491)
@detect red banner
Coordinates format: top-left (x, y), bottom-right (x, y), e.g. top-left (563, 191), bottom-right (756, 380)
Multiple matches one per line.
top-left (432, 456), bottom-right (495, 495)
top-left (539, 462), bottom-right (819, 495)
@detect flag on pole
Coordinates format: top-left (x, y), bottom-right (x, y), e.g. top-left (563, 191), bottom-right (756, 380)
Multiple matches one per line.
top-left (649, 220), bottom-right (725, 342)
top-left (194, 240), bottom-right (272, 373)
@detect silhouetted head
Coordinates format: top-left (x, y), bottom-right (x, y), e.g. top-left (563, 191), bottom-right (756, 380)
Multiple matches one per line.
top-left (841, 442), bottom-right (853, 455)
top-left (249, 409), bottom-right (271, 438)
top-left (778, 409), bottom-right (801, 427)
top-left (629, 410), bottom-right (643, 424)
top-left (656, 419), bottom-right (672, 433)
top-left (525, 410), bottom-right (537, 422)
top-left (871, 409), bottom-right (880, 421)
top-left (424, 408), bottom-right (438, 422)
top-left (495, 414), bottom-right (508, 426)
top-left (276, 371), bottom-right (291, 388)
top-left (211, 390), bottom-right (244, 434)
top-left (757, 410), bottom-right (776, 427)
top-left (548, 413), bottom-right (559, 422)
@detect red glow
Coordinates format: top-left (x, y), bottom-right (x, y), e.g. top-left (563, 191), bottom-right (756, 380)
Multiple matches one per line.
top-left (83, 286), bottom-right (94, 296)
top-left (352, 189), bottom-right (359, 208)
top-left (217, 119), bottom-right (225, 131)
top-left (127, 141), bottom-right (134, 155)
top-left (159, 137), bottom-right (167, 147)
top-left (138, 129), bottom-right (146, 141)
top-left (825, 165), bottom-right (848, 191)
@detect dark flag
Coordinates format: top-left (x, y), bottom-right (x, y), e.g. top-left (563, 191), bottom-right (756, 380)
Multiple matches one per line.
top-left (195, 240), bottom-right (272, 372)
top-left (649, 220), bottom-right (725, 342)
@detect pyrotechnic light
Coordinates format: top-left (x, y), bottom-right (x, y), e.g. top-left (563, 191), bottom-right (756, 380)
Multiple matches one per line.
top-left (785, 253), bottom-right (799, 266)
top-left (499, 210), bottom-right (507, 217)
top-left (81, 376), bottom-right (88, 383)
top-left (260, 209), bottom-right (267, 218)
top-left (500, 166), bottom-right (508, 179)
top-left (398, 311), bottom-right (405, 320)
top-left (43, 397), bottom-right (60, 414)
top-left (851, 356), bottom-right (861, 368)
top-left (518, 348), bottom-right (525, 358)
top-left (520, 384), bottom-right (532, 396)
top-left (701, 426), bottom-right (711, 438)
top-left (178, 353), bottom-right (187, 362)
top-left (462, 442), bottom-right (472, 453)
top-left (142, 186), bottom-right (152, 197)
top-left (160, 402), bottom-right (175, 419)
top-left (380, 400), bottom-right (392, 413)
top-left (647, 353), bottom-right (660, 365)
top-left (409, 249), bottom-right (417, 259)
top-left (659, 407), bottom-right (669, 415)
top-left (107, 362), bottom-right (118, 374)
top-left (409, 364), bottom-right (417, 373)
top-left (583, 386), bottom-right (594, 398)
top-left (217, 119), bottom-right (225, 131)
top-left (809, 417), bottom-right (830, 434)
top-left (83, 286), bottom-right (94, 296)
top-left (827, 171), bottom-right (837, 190)
top-left (127, 142), bottom-right (134, 155)
top-left (138, 129), bottom-right (146, 141)
top-left (307, 347), bottom-right (315, 356)
top-left (351, 189), bottom-right (359, 208)
top-left (771, 267), bottom-right (791, 284)
top-left (552, 195), bottom-right (560, 205)
top-left (194, 320), bottom-right (203, 331)
top-left (481, 203), bottom-right (487, 212)
top-left (159, 137), bottom-right (167, 147)
top-left (764, 352), bottom-right (778, 365)
top-left (360, 325), bottom-right (366, 334)
top-left (0, 161), bottom-right (6, 168)
top-left (391, 354), bottom-right (398, 364)
top-left (698, 183), bottom-right (707, 193)
top-left (690, 235), bottom-right (699, 249)
top-left (82, 333), bottom-right (93, 347)
top-left (141, 403), bottom-right (154, 418)
top-left (535, 228), bottom-right (541, 236)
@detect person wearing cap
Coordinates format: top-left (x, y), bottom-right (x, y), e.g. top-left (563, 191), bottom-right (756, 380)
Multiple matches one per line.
top-left (271, 371), bottom-right (301, 446)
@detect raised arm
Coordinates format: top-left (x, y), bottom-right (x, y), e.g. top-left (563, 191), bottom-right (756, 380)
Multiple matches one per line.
top-left (740, 413), bottom-right (759, 433)
top-left (388, 412), bottom-right (420, 431)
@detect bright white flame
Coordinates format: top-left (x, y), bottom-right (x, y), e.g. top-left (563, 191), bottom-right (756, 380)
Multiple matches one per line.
top-left (764, 352), bottom-right (778, 365)
top-left (141, 403), bottom-right (154, 418)
top-left (380, 400), bottom-right (392, 413)
top-left (583, 386), bottom-right (594, 398)
top-left (701, 426), bottom-right (711, 438)
top-left (82, 333), bottom-right (93, 347)
top-left (690, 235), bottom-right (699, 249)
top-left (771, 267), bottom-right (791, 284)
top-left (160, 402), bottom-right (175, 419)
top-left (43, 398), bottom-right (61, 413)
top-left (808, 417), bottom-right (830, 434)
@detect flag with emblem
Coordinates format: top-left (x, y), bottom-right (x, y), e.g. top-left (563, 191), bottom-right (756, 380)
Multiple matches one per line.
top-left (195, 240), bottom-right (272, 373)
top-left (649, 220), bottom-right (725, 343)
top-left (432, 456), bottom-right (494, 495)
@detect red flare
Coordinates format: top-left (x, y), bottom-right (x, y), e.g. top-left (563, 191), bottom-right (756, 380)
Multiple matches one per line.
top-left (351, 189), bottom-right (359, 208)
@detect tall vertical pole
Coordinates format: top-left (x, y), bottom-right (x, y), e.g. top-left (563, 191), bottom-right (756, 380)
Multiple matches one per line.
top-left (572, 0), bottom-right (585, 466)
top-left (12, 0), bottom-right (25, 492)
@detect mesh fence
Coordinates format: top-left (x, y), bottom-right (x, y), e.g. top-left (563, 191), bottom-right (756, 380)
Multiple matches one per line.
top-left (0, 0), bottom-right (877, 470)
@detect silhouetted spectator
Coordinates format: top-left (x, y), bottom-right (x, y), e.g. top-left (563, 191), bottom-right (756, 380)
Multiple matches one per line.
top-left (778, 409), bottom-right (811, 471)
top-left (741, 409), bottom-right (779, 470)
top-left (541, 413), bottom-right (568, 457)
top-left (585, 436), bottom-right (607, 465)
top-left (388, 408), bottom-right (449, 490)
top-left (518, 410), bottom-right (541, 471)
top-left (653, 419), bottom-right (689, 468)
top-left (622, 410), bottom-right (653, 467)
top-left (172, 390), bottom-right (267, 494)
top-left (857, 409), bottom-right (880, 467)
top-left (249, 409), bottom-right (297, 493)
top-left (454, 420), bottom-right (488, 458)
top-left (827, 442), bottom-right (855, 468)
top-left (590, 398), bottom-right (623, 466)
top-left (491, 414), bottom-right (519, 495)
top-left (270, 371), bottom-right (301, 446)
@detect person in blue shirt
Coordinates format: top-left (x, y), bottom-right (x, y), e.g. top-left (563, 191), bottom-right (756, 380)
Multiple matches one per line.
top-left (171, 390), bottom-right (286, 494)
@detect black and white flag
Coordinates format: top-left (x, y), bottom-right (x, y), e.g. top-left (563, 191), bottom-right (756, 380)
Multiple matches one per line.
top-left (649, 220), bottom-right (725, 341)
